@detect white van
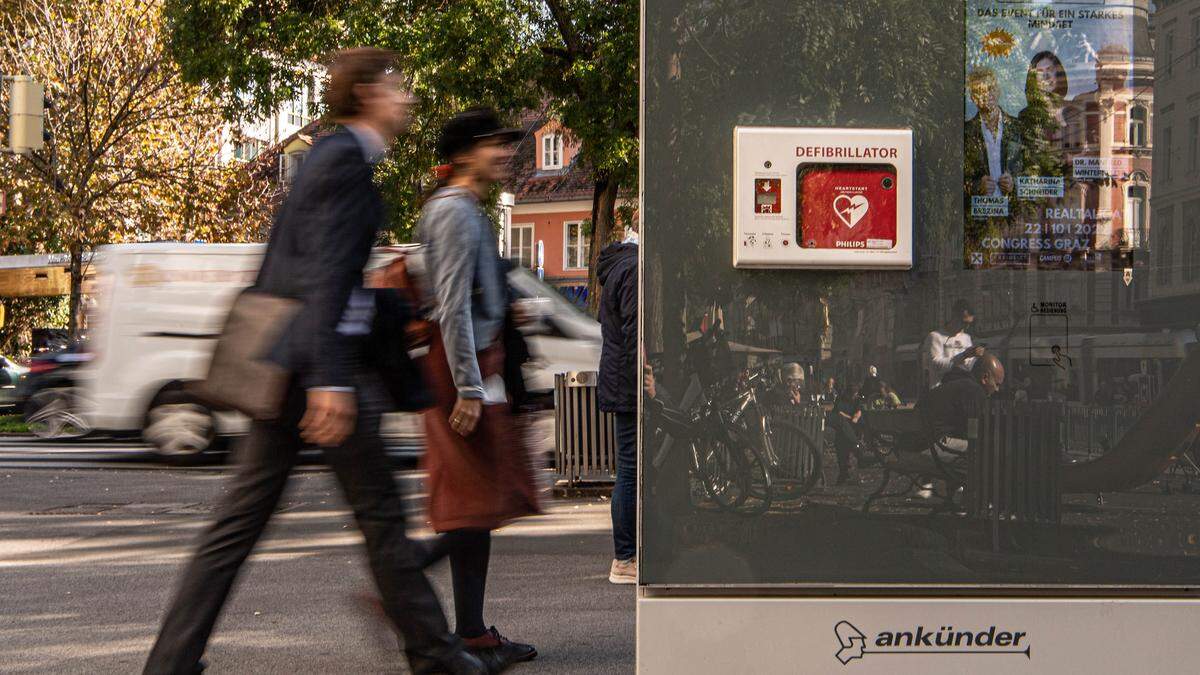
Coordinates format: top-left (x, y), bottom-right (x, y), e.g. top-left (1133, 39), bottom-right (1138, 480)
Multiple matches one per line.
top-left (74, 242), bottom-right (600, 462)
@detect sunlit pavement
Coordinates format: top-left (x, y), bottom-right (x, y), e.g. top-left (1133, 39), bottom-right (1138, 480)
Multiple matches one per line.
top-left (0, 467), bottom-right (632, 674)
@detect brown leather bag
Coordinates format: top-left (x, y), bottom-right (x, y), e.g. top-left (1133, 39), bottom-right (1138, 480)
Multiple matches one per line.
top-left (195, 289), bottom-right (302, 420)
top-left (369, 252), bottom-right (433, 349)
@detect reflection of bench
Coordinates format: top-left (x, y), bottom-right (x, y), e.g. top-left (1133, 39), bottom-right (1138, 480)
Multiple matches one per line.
top-left (859, 409), bottom-right (965, 513)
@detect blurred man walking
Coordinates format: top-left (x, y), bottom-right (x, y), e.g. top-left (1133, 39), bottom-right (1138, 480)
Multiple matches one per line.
top-left (143, 49), bottom-right (484, 675)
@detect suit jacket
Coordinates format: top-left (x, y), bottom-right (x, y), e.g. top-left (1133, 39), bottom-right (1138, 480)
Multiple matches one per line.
top-left (254, 129), bottom-right (382, 391)
top-left (963, 110), bottom-right (1021, 194)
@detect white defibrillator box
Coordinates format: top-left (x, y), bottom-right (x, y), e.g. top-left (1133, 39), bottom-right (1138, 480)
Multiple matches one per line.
top-left (733, 127), bottom-right (913, 269)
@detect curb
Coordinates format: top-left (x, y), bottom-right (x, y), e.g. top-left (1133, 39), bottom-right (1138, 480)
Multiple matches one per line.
top-left (552, 481), bottom-right (615, 499)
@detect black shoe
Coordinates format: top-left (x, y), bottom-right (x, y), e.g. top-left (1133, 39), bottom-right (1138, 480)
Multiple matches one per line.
top-left (464, 626), bottom-right (537, 672)
top-left (408, 649), bottom-right (488, 675)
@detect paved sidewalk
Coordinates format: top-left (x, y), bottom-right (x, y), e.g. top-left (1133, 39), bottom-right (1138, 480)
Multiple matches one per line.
top-left (0, 468), bottom-right (632, 674)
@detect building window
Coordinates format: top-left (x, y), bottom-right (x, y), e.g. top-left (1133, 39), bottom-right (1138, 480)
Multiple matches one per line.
top-left (1190, 16), bottom-right (1200, 68)
top-left (1124, 185), bottom-right (1146, 249)
top-left (1186, 204), bottom-right (1200, 284)
top-left (1085, 103), bottom-right (1099, 145)
top-left (1193, 17), bottom-right (1200, 69)
top-left (1128, 106), bottom-right (1147, 148)
top-left (232, 138), bottom-right (265, 162)
top-left (1163, 126), bottom-right (1173, 182)
top-left (286, 82), bottom-right (314, 127)
top-left (280, 150), bottom-right (307, 183)
top-left (1164, 31), bottom-right (1175, 79)
top-left (542, 132), bottom-right (563, 170)
top-left (509, 224), bottom-right (535, 270)
top-left (1189, 116), bottom-right (1199, 174)
top-left (564, 221), bottom-right (590, 270)
top-left (1157, 208), bottom-right (1173, 286)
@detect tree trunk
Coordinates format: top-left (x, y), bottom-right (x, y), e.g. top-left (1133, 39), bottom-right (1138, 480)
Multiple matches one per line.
top-left (586, 175), bottom-right (620, 316)
top-left (67, 245), bottom-right (83, 339)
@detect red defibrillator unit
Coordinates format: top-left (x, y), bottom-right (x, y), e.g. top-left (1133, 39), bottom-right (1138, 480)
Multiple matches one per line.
top-left (733, 127), bottom-right (912, 269)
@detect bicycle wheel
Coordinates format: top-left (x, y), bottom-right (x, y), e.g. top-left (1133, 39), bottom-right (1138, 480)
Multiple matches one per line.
top-left (740, 443), bottom-right (773, 516)
top-left (693, 437), bottom-right (772, 516)
top-left (692, 437), bottom-right (750, 511)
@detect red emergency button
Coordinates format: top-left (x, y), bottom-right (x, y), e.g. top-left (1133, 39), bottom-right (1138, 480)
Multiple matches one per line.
top-left (754, 178), bottom-right (781, 214)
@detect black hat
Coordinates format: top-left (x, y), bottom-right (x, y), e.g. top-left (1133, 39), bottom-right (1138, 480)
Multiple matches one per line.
top-left (436, 107), bottom-right (522, 161)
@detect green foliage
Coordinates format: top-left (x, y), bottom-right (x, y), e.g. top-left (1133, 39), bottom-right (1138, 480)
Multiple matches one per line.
top-left (162, 0), bottom-right (639, 236)
top-left (0, 296), bottom-right (69, 357)
top-left (0, 415), bottom-right (30, 433)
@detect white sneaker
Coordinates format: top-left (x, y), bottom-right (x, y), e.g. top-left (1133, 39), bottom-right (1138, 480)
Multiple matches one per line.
top-left (609, 558), bottom-right (636, 584)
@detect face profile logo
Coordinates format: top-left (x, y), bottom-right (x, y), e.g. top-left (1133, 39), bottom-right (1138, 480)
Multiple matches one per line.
top-left (835, 621), bottom-right (867, 664)
top-left (833, 194), bottom-right (869, 229)
top-left (833, 620), bottom-right (1031, 666)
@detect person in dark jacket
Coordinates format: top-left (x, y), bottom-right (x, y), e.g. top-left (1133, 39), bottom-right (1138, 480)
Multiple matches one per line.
top-left (142, 50), bottom-right (484, 675)
top-left (597, 225), bottom-right (639, 584)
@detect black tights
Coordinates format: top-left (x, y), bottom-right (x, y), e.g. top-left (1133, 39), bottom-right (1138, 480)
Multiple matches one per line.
top-left (423, 528), bottom-right (492, 639)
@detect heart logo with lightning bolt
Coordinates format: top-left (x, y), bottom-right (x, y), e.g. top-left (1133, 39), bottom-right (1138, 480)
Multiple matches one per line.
top-left (833, 194), bottom-right (869, 229)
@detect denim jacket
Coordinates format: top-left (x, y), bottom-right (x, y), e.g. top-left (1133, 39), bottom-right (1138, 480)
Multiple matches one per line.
top-left (417, 186), bottom-right (506, 399)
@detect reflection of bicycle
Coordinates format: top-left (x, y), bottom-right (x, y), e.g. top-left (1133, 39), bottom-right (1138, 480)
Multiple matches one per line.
top-left (650, 366), bottom-right (822, 516)
top-left (652, 376), bottom-right (772, 515)
top-left (729, 368), bottom-right (823, 502)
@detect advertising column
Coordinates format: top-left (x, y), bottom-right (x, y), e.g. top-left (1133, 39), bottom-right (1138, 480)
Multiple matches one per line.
top-left (641, 0), bottom-right (1200, 671)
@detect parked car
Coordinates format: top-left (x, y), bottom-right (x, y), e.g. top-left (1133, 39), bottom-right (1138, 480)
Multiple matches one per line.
top-left (18, 341), bottom-right (94, 438)
top-left (66, 242), bottom-right (599, 463)
top-left (0, 355), bottom-right (30, 411)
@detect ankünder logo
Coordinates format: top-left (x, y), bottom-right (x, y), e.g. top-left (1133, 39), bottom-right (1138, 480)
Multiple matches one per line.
top-left (834, 620), bottom-right (1031, 665)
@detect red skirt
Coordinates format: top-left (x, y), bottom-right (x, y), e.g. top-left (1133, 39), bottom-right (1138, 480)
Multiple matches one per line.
top-left (420, 329), bottom-right (541, 532)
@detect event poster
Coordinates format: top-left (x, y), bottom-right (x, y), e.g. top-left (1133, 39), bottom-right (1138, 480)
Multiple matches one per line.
top-left (964, 0), bottom-right (1148, 270)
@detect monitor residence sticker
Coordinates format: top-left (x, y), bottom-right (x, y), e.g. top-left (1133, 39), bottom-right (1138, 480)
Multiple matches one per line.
top-left (962, 0), bottom-right (1145, 271)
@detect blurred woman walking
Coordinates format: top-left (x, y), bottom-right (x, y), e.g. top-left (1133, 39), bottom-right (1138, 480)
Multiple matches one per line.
top-left (416, 108), bottom-right (541, 672)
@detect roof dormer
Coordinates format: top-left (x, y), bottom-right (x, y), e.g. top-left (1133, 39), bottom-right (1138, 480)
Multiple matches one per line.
top-left (534, 119), bottom-right (579, 171)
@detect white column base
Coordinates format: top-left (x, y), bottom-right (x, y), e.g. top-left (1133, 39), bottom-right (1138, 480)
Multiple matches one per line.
top-left (638, 593), bottom-right (1200, 673)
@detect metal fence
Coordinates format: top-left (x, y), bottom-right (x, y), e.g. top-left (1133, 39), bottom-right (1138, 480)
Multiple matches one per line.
top-left (1061, 402), bottom-right (1144, 458)
top-left (967, 402), bottom-right (1061, 529)
top-left (554, 371), bottom-right (617, 485)
top-left (766, 403), bottom-right (826, 481)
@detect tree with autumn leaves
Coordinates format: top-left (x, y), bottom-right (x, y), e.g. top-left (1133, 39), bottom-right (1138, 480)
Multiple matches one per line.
top-left (0, 0), bottom-right (271, 337)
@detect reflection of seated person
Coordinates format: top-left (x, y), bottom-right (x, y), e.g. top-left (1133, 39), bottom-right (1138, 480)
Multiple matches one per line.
top-left (642, 364), bottom-right (692, 527)
top-left (965, 67), bottom-right (1020, 198)
top-left (829, 383), bottom-right (865, 485)
top-left (782, 362), bottom-right (808, 405)
top-left (913, 354), bottom-right (1006, 471)
top-left (870, 381), bottom-right (902, 410)
top-left (921, 299), bottom-right (984, 389)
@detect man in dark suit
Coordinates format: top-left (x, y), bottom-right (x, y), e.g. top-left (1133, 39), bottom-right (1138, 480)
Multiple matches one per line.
top-left (143, 49), bottom-right (485, 675)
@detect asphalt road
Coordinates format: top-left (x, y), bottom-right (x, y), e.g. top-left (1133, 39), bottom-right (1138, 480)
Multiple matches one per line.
top-left (0, 463), bottom-right (632, 674)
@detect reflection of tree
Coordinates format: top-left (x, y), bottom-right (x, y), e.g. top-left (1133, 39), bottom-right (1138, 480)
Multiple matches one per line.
top-left (645, 0), bottom-right (964, 389)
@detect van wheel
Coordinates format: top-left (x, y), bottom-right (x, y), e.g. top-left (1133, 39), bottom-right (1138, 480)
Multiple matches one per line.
top-left (144, 392), bottom-right (221, 465)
